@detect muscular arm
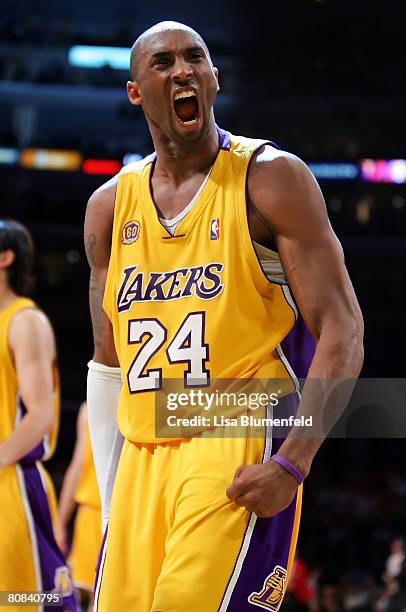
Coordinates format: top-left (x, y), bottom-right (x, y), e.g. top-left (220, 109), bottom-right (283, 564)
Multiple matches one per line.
top-left (84, 176), bottom-right (124, 532)
top-left (227, 146), bottom-right (364, 516)
top-left (84, 176), bottom-right (119, 366)
top-left (249, 147), bottom-right (364, 467)
top-left (0, 309), bottom-right (56, 467)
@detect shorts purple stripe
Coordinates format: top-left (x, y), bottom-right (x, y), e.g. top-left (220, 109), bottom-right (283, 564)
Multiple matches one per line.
top-left (20, 441), bottom-right (46, 463)
top-left (94, 527), bottom-right (107, 588)
top-left (21, 464), bottom-right (78, 611)
top-left (218, 394), bottom-right (298, 610)
top-left (93, 526), bottom-right (108, 610)
top-left (219, 311), bottom-right (314, 608)
top-left (18, 399), bottom-right (46, 463)
top-left (225, 494), bottom-right (298, 611)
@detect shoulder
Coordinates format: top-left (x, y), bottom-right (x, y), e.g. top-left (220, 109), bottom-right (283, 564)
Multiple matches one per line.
top-left (249, 144), bottom-right (316, 199)
top-left (247, 144), bottom-right (326, 231)
top-left (84, 176), bottom-right (120, 268)
top-left (86, 175), bottom-right (119, 217)
top-left (10, 307), bottom-right (53, 335)
top-left (86, 153), bottom-right (152, 214)
top-left (8, 307), bottom-right (55, 356)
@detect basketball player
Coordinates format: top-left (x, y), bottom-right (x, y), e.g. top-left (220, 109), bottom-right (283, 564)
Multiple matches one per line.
top-left (0, 219), bottom-right (78, 611)
top-left (57, 402), bottom-right (102, 611)
top-left (84, 22), bottom-right (364, 611)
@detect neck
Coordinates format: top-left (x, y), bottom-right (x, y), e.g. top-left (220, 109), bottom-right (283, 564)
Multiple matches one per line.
top-left (149, 118), bottom-right (219, 184)
top-left (0, 278), bottom-right (17, 311)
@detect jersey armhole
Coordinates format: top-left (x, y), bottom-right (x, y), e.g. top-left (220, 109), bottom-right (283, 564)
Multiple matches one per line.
top-left (235, 141), bottom-right (278, 294)
top-left (102, 173), bottom-right (128, 322)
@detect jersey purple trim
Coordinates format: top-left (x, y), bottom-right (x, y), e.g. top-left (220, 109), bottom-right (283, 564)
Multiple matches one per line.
top-left (281, 312), bottom-right (315, 380)
top-left (216, 125), bottom-right (231, 150)
top-left (18, 397), bottom-right (46, 463)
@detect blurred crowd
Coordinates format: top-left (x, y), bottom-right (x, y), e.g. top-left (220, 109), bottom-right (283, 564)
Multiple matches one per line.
top-left (280, 439), bottom-right (406, 611)
top-left (1, 1), bottom-right (405, 98)
top-left (285, 537), bottom-right (406, 611)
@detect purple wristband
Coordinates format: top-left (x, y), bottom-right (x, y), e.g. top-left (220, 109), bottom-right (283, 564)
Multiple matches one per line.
top-left (270, 454), bottom-right (305, 484)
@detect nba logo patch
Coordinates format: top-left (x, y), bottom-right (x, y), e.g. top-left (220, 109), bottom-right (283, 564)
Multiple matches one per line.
top-left (122, 220), bottom-right (140, 245)
top-left (210, 218), bottom-right (220, 240)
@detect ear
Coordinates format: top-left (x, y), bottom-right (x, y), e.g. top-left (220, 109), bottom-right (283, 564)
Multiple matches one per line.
top-left (213, 66), bottom-right (220, 92)
top-left (127, 80), bottom-right (142, 106)
top-left (0, 249), bottom-right (15, 269)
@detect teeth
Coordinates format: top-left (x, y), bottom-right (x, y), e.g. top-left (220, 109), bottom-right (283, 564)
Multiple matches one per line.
top-left (181, 118), bottom-right (198, 125)
top-left (174, 90), bottom-right (196, 101)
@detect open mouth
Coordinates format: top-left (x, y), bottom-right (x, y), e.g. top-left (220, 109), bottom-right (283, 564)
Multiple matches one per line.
top-left (173, 90), bottom-right (200, 126)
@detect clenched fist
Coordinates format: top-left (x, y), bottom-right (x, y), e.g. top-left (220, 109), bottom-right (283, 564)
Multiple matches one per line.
top-left (226, 461), bottom-right (299, 518)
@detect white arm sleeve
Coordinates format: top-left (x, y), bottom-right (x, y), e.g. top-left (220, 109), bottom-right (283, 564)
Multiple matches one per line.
top-left (87, 360), bottom-right (124, 533)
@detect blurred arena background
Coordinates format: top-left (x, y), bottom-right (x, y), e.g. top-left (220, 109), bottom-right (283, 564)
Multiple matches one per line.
top-left (1, 0), bottom-right (405, 609)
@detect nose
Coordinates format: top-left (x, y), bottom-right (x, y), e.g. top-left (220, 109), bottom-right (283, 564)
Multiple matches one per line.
top-left (171, 57), bottom-right (193, 83)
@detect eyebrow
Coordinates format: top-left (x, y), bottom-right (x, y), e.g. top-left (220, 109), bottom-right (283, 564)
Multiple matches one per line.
top-left (151, 51), bottom-right (171, 60)
top-left (151, 46), bottom-right (205, 60)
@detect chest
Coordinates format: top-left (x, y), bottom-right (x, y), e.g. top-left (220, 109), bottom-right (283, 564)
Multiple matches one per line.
top-left (151, 172), bottom-right (208, 220)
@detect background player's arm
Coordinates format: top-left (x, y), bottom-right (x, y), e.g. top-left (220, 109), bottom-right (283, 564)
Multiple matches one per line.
top-left (0, 309), bottom-right (56, 468)
top-left (227, 147), bottom-right (364, 517)
top-left (56, 402), bottom-right (88, 554)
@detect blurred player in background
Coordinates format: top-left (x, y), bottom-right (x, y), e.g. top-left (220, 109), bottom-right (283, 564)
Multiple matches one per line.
top-left (57, 402), bottom-right (102, 611)
top-left (0, 219), bottom-right (78, 611)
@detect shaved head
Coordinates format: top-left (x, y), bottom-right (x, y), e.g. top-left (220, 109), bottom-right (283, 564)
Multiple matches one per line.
top-left (130, 21), bottom-right (211, 80)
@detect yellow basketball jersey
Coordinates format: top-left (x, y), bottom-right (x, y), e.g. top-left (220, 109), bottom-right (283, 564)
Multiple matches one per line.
top-left (103, 129), bottom-right (297, 443)
top-left (0, 297), bottom-right (60, 461)
top-left (74, 418), bottom-right (101, 509)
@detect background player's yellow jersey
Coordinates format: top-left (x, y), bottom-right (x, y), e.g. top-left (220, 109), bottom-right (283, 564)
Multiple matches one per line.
top-left (74, 418), bottom-right (101, 509)
top-left (0, 297), bottom-right (60, 461)
top-left (103, 128), bottom-right (298, 443)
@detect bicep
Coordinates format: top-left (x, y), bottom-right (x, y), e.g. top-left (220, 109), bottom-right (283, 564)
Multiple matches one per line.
top-left (89, 266), bottom-right (118, 364)
top-left (250, 154), bottom-right (362, 339)
top-left (276, 228), bottom-right (357, 339)
top-left (88, 262), bottom-right (118, 365)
